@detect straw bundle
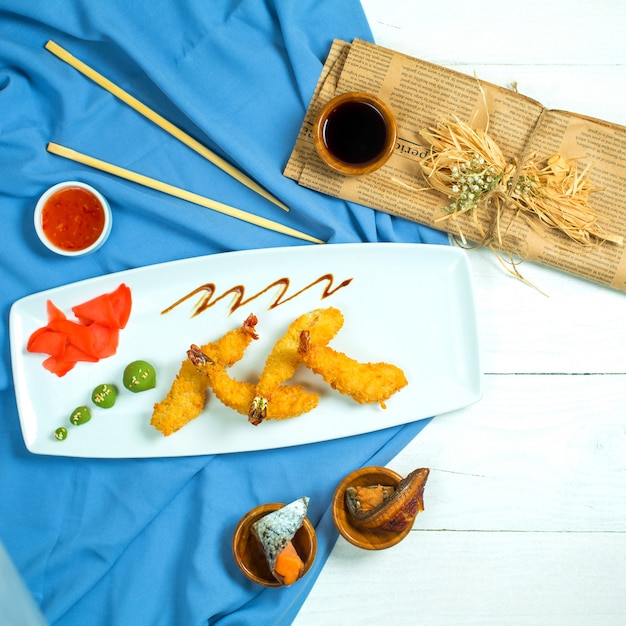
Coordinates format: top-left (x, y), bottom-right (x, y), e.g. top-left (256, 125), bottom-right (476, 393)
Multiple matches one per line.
top-left (418, 119), bottom-right (622, 249)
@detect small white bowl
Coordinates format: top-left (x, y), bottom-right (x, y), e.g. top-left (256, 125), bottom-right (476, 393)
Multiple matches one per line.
top-left (34, 181), bottom-right (112, 257)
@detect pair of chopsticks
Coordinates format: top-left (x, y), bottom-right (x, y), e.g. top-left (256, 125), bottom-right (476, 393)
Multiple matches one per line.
top-left (44, 40), bottom-right (324, 245)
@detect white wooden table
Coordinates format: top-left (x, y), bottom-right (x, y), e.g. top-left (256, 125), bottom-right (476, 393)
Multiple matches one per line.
top-left (295, 2), bottom-right (626, 623)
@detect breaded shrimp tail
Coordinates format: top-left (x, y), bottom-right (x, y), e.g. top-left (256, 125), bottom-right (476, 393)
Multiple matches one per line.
top-left (248, 307), bottom-right (343, 425)
top-left (150, 359), bottom-right (208, 436)
top-left (188, 344), bottom-right (319, 424)
top-left (151, 313), bottom-right (258, 436)
top-left (298, 330), bottom-right (408, 408)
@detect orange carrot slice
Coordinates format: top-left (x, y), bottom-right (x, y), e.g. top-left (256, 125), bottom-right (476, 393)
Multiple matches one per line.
top-left (46, 299), bottom-right (67, 323)
top-left (26, 327), bottom-right (67, 357)
top-left (63, 343), bottom-right (100, 363)
top-left (42, 355), bottom-right (76, 377)
top-left (273, 541), bottom-right (304, 586)
top-left (26, 283), bottom-right (132, 376)
top-left (110, 283), bottom-right (132, 328)
top-left (47, 319), bottom-right (119, 359)
top-left (72, 294), bottom-right (117, 328)
top-left (71, 283), bottom-right (132, 328)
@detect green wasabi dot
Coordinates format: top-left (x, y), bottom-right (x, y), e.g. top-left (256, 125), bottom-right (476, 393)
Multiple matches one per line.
top-left (92, 383), bottom-right (118, 408)
top-left (54, 427), bottom-right (68, 441)
top-left (70, 405), bottom-right (92, 426)
top-left (123, 359), bottom-right (157, 393)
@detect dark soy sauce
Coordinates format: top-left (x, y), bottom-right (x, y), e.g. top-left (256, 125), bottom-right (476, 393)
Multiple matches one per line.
top-left (322, 101), bottom-right (388, 164)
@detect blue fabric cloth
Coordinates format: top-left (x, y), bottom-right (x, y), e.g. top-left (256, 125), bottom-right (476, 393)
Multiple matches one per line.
top-left (0, 1), bottom-right (448, 624)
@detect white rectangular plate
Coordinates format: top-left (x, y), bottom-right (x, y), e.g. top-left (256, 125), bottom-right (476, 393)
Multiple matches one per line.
top-left (9, 243), bottom-right (482, 457)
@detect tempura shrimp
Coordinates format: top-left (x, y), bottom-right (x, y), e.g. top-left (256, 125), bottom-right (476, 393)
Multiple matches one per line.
top-left (151, 314), bottom-right (258, 436)
top-left (188, 345), bottom-right (319, 423)
top-left (298, 330), bottom-right (408, 408)
top-left (199, 313), bottom-right (259, 366)
top-left (248, 307), bottom-right (344, 424)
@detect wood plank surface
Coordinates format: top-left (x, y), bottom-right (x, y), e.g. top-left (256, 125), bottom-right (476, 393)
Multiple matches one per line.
top-left (294, 1), bottom-right (626, 622)
top-left (298, 530), bottom-right (626, 625)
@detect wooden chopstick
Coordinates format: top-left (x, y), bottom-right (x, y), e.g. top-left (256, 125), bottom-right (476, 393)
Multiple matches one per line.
top-left (44, 40), bottom-right (291, 213)
top-left (47, 142), bottom-right (324, 244)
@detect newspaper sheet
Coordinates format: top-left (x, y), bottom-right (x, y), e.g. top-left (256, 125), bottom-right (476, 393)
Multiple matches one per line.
top-left (285, 39), bottom-right (626, 292)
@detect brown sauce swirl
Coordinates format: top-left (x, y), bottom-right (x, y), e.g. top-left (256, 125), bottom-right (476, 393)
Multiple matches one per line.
top-left (162, 274), bottom-right (353, 317)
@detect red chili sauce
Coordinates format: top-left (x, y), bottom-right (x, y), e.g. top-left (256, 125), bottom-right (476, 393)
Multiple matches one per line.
top-left (41, 186), bottom-right (105, 252)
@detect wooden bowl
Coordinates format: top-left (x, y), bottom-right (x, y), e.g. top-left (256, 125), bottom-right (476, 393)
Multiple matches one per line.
top-left (313, 92), bottom-right (398, 176)
top-left (232, 502), bottom-right (317, 587)
top-left (332, 466), bottom-right (413, 550)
